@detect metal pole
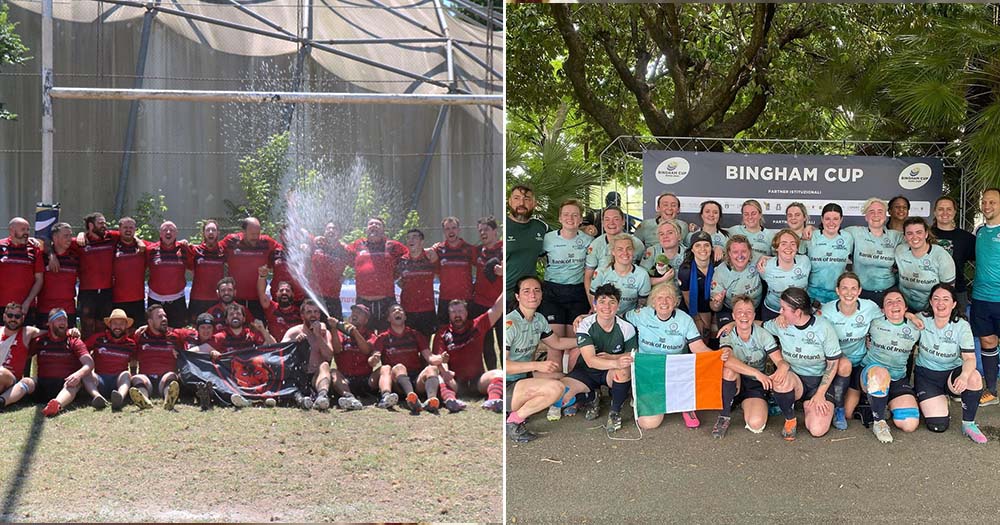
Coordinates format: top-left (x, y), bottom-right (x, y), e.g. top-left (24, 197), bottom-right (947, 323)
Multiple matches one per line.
top-left (114, 6), bottom-right (157, 218)
top-left (431, 0), bottom-right (455, 90)
top-left (48, 87), bottom-right (504, 108)
top-left (410, 105), bottom-right (449, 210)
top-left (41, 0), bottom-right (54, 203)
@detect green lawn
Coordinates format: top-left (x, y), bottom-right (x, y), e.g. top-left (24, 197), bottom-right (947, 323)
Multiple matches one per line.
top-left (0, 398), bottom-right (502, 522)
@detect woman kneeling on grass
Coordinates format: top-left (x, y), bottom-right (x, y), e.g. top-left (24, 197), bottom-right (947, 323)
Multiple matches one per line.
top-left (630, 282), bottom-right (728, 431)
top-left (913, 283), bottom-right (987, 444)
top-left (859, 289), bottom-right (922, 444)
top-left (714, 295), bottom-right (787, 438)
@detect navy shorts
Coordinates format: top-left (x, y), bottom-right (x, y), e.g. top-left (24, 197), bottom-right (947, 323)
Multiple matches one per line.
top-left (539, 281), bottom-right (591, 325)
top-left (346, 374), bottom-right (374, 396)
top-left (734, 375), bottom-right (768, 402)
top-left (798, 374), bottom-right (836, 402)
top-left (716, 306), bottom-right (734, 326)
top-left (567, 366), bottom-right (610, 392)
top-left (971, 299), bottom-right (1000, 338)
top-left (135, 373), bottom-right (165, 398)
top-left (914, 365), bottom-right (963, 402)
top-left (849, 363), bottom-right (865, 391)
top-left (96, 373), bottom-right (123, 398)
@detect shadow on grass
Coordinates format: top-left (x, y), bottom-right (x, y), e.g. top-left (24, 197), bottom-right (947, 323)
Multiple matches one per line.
top-left (1, 407), bottom-right (44, 521)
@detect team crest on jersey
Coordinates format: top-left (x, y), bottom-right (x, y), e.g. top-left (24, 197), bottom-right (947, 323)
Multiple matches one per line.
top-left (806, 332), bottom-right (815, 341)
top-left (836, 238), bottom-right (845, 247)
top-left (945, 329), bottom-right (953, 339)
top-left (575, 239), bottom-right (586, 249)
top-left (855, 315), bottom-right (864, 323)
top-left (670, 323), bottom-right (678, 331)
top-left (922, 259), bottom-right (931, 269)
top-left (626, 276), bottom-right (635, 285)
top-left (902, 327), bottom-right (911, 336)
top-left (794, 268), bottom-right (803, 277)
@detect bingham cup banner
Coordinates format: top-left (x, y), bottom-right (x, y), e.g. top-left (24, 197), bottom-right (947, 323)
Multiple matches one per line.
top-left (642, 151), bottom-right (944, 226)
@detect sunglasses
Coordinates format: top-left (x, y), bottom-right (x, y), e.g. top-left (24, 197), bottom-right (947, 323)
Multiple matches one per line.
top-left (4, 313), bottom-right (22, 319)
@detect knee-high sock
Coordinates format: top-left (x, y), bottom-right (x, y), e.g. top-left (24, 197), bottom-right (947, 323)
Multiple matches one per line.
top-left (396, 375), bottom-right (414, 396)
top-left (830, 374), bottom-right (850, 408)
top-left (962, 387), bottom-right (982, 422)
top-left (868, 391), bottom-right (888, 421)
top-left (982, 347), bottom-right (999, 394)
top-left (721, 380), bottom-right (737, 417)
top-left (486, 377), bottom-right (504, 401)
top-left (610, 381), bottom-right (630, 413)
top-left (440, 382), bottom-right (457, 402)
top-left (424, 376), bottom-right (440, 399)
top-left (773, 390), bottom-right (796, 420)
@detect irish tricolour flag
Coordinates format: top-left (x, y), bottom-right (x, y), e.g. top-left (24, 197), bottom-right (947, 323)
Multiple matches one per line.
top-left (632, 352), bottom-right (723, 416)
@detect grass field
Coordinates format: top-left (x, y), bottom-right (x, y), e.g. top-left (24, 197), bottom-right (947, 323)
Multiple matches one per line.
top-left (0, 396), bottom-right (502, 522)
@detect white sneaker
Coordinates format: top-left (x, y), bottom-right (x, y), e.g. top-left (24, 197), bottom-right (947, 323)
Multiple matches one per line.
top-left (231, 394), bottom-right (251, 408)
top-left (547, 405), bottom-right (562, 421)
top-left (872, 420), bottom-right (894, 444)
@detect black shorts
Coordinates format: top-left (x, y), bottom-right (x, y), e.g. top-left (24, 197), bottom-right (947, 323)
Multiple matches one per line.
top-left (798, 374), bottom-right (836, 403)
top-left (860, 289), bottom-right (888, 308)
top-left (405, 310), bottom-right (437, 338)
top-left (914, 365), bottom-right (963, 402)
top-left (849, 362), bottom-right (865, 391)
top-left (886, 378), bottom-right (916, 401)
top-left (33, 377), bottom-right (64, 403)
top-left (148, 297), bottom-right (188, 329)
top-left (113, 300), bottom-right (146, 328)
top-left (34, 312), bottom-right (77, 331)
top-left (735, 375), bottom-right (768, 402)
top-left (538, 281), bottom-right (590, 325)
top-left (346, 374), bottom-right (374, 396)
top-left (188, 299), bottom-right (216, 323)
top-left (761, 306), bottom-right (780, 323)
top-left (78, 288), bottom-right (114, 322)
top-left (135, 373), bottom-right (166, 398)
top-left (716, 306), bottom-right (735, 326)
top-left (567, 366), bottom-right (609, 392)
top-left (357, 297), bottom-right (395, 332)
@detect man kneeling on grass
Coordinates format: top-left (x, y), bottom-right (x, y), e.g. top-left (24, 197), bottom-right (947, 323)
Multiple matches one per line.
top-left (129, 304), bottom-right (186, 411)
top-left (370, 304), bottom-right (442, 414)
top-left (34, 308), bottom-right (97, 417)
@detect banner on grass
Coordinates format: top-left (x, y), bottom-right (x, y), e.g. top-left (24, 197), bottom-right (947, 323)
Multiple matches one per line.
top-left (633, 351), bottom-right (723, 417)
top-left (177, 341), bottom-right (308, 400)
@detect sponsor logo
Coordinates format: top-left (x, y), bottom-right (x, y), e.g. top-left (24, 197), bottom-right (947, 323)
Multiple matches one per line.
top-left (898, 162), bottom-right (932, 190)
top-left (654, 157), bottom-right (690, 185)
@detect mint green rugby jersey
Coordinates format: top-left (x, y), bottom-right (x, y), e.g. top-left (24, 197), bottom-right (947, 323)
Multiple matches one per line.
top-left (761, 254), bottom-right (811, 312)
top-left (504, 308), bottom-right (553, 382)
top-left (590, 264), bottom-right (651, 315)
top-left (727, 225), bottom-right (776, 263)
top-left (807, 231), bottom-right (854, 298)
top-left (915, 314), bottom-right (975, 372)
top-left (819, 298), bottom-right (882, 365)
top-left (625, 306), bottom-right (701, 355)
top-left (894, 243), bottom-right (956, 312)
top-left (711, 261), bottom-right (763, 309)
top-left (719, 325), bottom-right (778, 374)
top-left (542, 230), bottom-right (593, 285)
top-left (636, 217), bottom-right (688, 250)
top-left (763, 315), bottom-right (842, 377)
top-left (863, 317), bottom-right (920, 381)
top-left (845, 226), bottom-right (902, 292)
top-left (585, 233), bottom-right (645, 270)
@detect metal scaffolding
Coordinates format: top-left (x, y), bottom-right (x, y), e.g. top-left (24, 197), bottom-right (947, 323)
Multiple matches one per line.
top-left (37, 0), bottom-right (504, 217)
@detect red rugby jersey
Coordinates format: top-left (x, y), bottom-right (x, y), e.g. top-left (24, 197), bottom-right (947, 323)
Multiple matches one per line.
top-left (0, 238), bottom-right (44, 307)
top-left (86, 331), bottom-right (137, 375)
top-left (210, 327), bottom-right (264, 354)
top-left (146, 242), bottom-right (192, 298)
top-left (263, 300), bottom-right (301, 341)
top-left (397, 250), bottom-right (436, 313)
top-left (472, 241), bottom-right (503, 307)
top-left (434, 239), bottom-right (476, 301)
top-left (310, 241), bottom-right (350, 298)
top-left (38, 244), bottom-right (81, 314)
top-left (79, 230), bottom-right (121, 290)
top-left (31, 333), bottom-right (89, 379)
top-left (135, 329), bottom-right (186, 376)
top-left (333, 327), bottom-right (375, 377)
top-left (190, 242), bottom-right (225, 302)
top-left (112, 240), bottom-right (146, 303)
top-left (222, 233), bottom-right (278, 301)
top-left (372, 326), bottom-right (427, 371)
top-left (346, 238), bottom-right (407, 298)
top-left (0, 327), bottom-right (31, 380)
top-left (432, 312), bottom-right (492, 381)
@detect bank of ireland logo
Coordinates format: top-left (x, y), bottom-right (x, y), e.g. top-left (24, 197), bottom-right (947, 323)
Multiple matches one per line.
top-left (898, 162), bottom-right (932, 190)
top-left (655, 156), bottom-right (690, 185)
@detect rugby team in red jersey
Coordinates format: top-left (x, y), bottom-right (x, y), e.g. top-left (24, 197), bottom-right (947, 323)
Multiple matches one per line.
top-left (0, 212), bottom-right (504, 416)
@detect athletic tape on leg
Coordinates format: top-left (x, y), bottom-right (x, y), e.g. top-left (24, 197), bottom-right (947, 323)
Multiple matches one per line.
top-left (862, 364), bottom-right (889, 397)
top-left (891, 407), bottom-right (920, 420)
